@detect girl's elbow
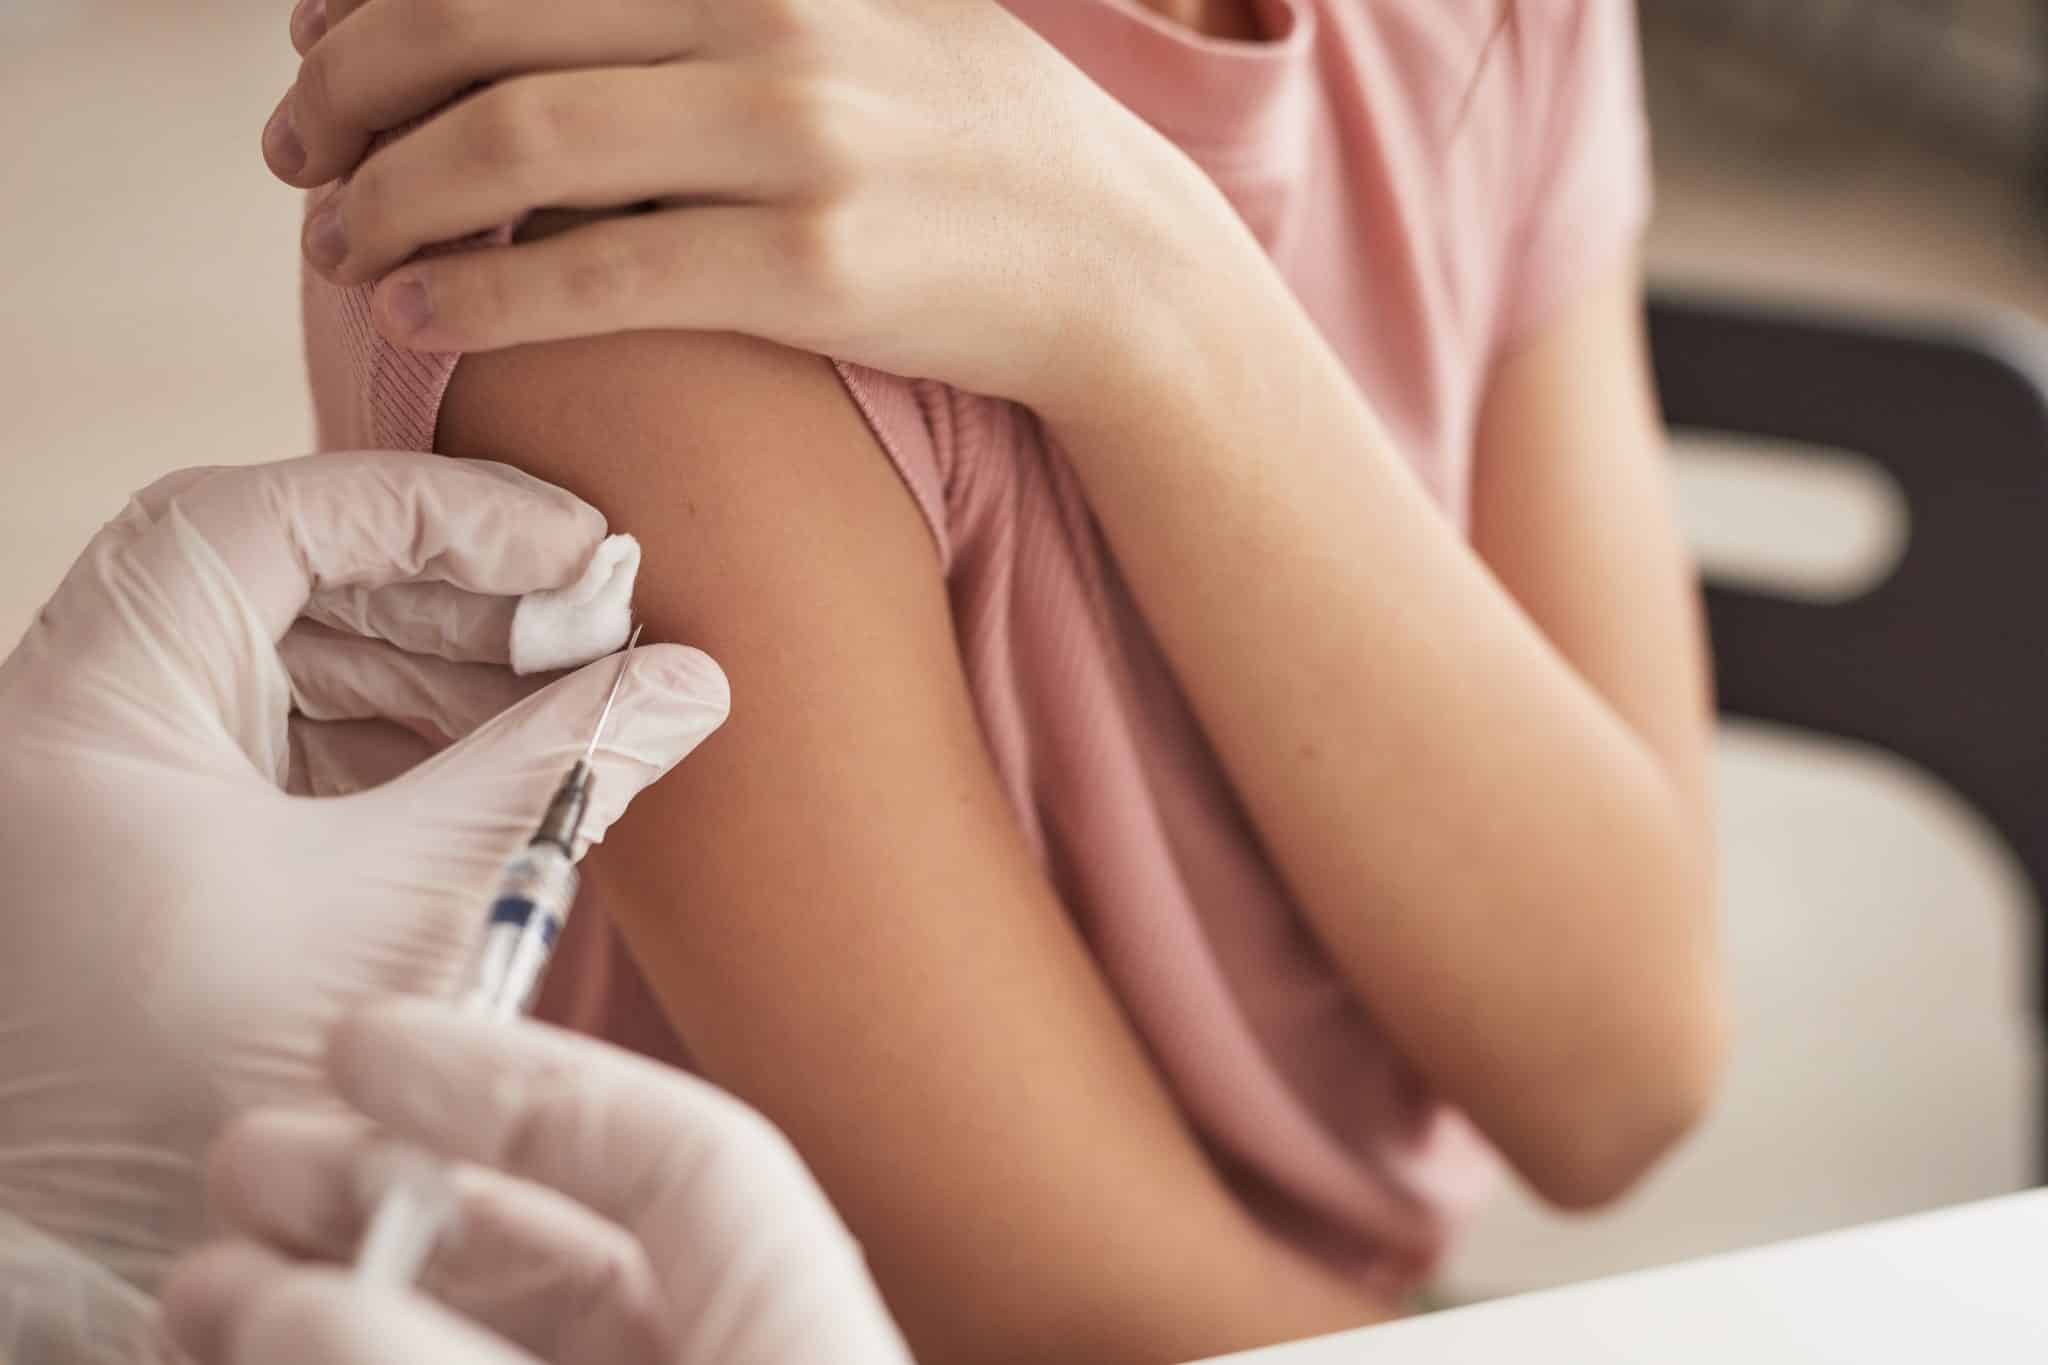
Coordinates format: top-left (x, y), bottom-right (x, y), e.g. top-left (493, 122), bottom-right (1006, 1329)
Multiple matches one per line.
top-left (1532, 984), bottom-right (1728, 1211)
top-left (1535, 1068), bottom-right (1718, 1211)
top-left (1537, 809), bottom-right (1727, 1209)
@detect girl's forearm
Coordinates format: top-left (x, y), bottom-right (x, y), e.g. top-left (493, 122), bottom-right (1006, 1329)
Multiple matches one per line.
top-left (1043, 200), bottom-right (1719, 1207)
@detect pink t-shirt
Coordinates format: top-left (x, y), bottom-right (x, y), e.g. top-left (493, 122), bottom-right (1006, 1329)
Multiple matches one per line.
top-left (303, 0), bottom-right (1651, 1291)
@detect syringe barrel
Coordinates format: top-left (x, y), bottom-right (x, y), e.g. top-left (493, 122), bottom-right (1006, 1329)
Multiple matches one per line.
top-left (358, 814), bottom-right (587, 1287)
top-left (464, 841), bottom-right (580, 1020)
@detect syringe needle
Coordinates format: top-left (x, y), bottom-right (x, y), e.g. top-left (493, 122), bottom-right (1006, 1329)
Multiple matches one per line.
top-left (582, 624), bottom-right (643, 767)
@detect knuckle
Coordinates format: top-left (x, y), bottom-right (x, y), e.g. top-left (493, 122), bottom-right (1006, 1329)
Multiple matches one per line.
top-left (550, 1228), bottom-right (670, 1361)
top-left (462, 255), bottom-right (521, 333)
top-left (559, 236), bottom-right (643, 314)
top-left (752, 73), bottom-right (815, 140)
top-left (560, 1236), bottom-right (656, 1340)
top-left (419, 255), bottom-right (507, 344)
top-left (492, 1058), bottom-right (582, 1178)
top-left (748, 0), bottom-right (814, 45)
top-left (779, 205), bottom-right (860, 305)
top-left (468, 82), bottom-right (565, 186)
top-left (407, 0), bottom-right (490, 51)
top-left (760, 75), bottom-right (860, 191)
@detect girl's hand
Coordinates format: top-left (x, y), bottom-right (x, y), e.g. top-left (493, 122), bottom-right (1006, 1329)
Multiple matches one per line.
top-left (265, 0), bottom-right (1213, 416)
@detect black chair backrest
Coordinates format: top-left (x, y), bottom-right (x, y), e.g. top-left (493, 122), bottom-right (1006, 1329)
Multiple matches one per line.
top-left (1649, 293), bottom-right (2048, 1159)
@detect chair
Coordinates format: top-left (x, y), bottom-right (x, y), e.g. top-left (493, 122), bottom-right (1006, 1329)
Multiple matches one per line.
top-left (1648, 292), bottom-right (2048, 1168)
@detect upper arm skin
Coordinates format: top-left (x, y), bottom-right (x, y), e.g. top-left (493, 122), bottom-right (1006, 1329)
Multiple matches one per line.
top-left (439, 333), bottom-right (1376, 1363)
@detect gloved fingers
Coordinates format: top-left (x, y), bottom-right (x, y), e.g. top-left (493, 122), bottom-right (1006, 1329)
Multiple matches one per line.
top-left (27, 465), bottom-right (246, 657)
top-left (25, 506), bottom-right (300, 782)
top-left (204, 1111), bottom-right (386, 1261)
top-left (422, 1166), bottom-right (670, 1365)
top-left (19, 455), bottom-right (605, 776)
top-left (143, 453), bottom-right (608, 645)
top-left (108, 465), bottom-right (222, 540)
top-left (283, 621), bottom-right (551, 749)
top-left (206, 1111), bottom-right (670, 1364)
top-left (159, 1242), bottom-right (291, 1365)
top-left (0, 1213), bottom-right (166, 1365)
top-left (325, 1002), bottom-right (876, 1309)
top-left (303, 580), bottom-right (521, 668)
top-left (288, 716), bottom-right (441, 798)
top-left (161, 1243), bottom-right (540, 1365)
top-left (396, 642), bottom-right (730, 856)
top-left (303, 533), bottom-right (638, 675)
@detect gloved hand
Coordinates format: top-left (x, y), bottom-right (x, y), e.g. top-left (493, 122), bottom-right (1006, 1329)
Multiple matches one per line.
top-left (0, 1212), bottom-right (163, 1365)
top-left (0, 454), bottom-right (728, 1321)
top-left (160, 1000), bottom-right (913, 1365)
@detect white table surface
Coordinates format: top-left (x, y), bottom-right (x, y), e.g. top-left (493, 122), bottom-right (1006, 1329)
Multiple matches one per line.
top-left (1203, 1192), bottom-right (2048, 1363)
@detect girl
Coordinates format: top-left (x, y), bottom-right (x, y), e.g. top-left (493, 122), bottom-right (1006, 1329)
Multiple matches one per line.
top-left (272, 1), bottom-right (1723, 1359)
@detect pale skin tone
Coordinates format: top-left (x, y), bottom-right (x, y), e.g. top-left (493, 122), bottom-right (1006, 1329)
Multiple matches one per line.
top-left (261, 0), bottom-right (1723, 1360)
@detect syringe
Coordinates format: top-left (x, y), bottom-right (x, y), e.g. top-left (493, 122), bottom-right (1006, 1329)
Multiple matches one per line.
top-left (353, 625), bottom-right (644, 1286)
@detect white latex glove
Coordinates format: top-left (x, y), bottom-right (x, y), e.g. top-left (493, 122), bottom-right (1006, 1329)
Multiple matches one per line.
top-left (159, 1001), bottom-right (914, 1365)
top-left (0, 454), bottom-right (728, 1321)
top-left (0, 1212), bottom-right (162, 1365)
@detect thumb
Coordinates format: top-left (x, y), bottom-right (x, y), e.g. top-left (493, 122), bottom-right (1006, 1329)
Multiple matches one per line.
top-left (404, 643), bottom-right (730, 856)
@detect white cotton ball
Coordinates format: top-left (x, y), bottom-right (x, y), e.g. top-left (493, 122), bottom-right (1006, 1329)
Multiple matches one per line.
top-left (509, 534), bottom-right (642, 675)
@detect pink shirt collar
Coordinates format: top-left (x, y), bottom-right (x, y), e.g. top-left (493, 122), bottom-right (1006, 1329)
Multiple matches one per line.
top-left (1002, 0), bottom-right (1318, 176)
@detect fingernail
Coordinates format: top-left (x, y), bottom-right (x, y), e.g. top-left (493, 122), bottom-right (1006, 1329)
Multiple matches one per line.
top-left (383, 277), bottom-right (434, 338)
top-left (264, 96), bottom-right (306, 177)
top-left (304, 199), bottom-right (347, 271)
top-left (290, 0), bottom-right (328, 49)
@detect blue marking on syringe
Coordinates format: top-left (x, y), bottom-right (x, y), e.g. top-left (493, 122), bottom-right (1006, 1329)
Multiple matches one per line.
top-left (489, 897), bottom-right (561, 947)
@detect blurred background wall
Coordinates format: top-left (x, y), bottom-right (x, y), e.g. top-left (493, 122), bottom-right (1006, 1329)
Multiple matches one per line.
top-left (2, 0), bottom-right (2043, 1304)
